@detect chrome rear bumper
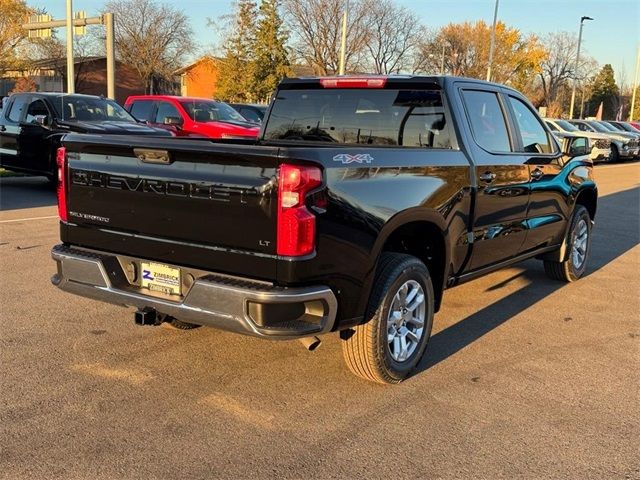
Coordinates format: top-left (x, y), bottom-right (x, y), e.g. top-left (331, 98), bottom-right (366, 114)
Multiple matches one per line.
top-left (51, 244), bottom-right (337, 339)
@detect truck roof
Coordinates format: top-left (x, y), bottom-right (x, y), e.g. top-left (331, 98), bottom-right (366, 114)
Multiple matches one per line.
top-left (278, 74), bottom-right (505, 90)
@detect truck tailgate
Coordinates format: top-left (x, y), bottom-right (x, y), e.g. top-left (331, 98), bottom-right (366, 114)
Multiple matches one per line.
top-left (60, 134), bottom-right (279, 280)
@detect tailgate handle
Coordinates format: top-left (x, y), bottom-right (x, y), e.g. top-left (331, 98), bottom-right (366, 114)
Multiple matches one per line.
top-left (134, 148), bottom-right (171, 164)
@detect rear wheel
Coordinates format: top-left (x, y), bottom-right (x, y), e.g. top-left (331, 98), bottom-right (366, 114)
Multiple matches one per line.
top-left (342, 253), bottom-right (434, 384)
top-left (543, 205), bottom-right (591, 282)
top-left (609, 144), bottom-right (619, 163)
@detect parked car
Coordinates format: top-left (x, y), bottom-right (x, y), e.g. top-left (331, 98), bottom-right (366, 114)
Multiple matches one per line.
top-left (545, 118), bottom-right (611, 162)
top-left (125, 95), bottom-right (260, 139)
top-left (228, 103), bottom-right (268, 124)
top-left (0, 92), bottom-right (171, 181)
top-left (628, 121), bottom-right (640, 131)
top-left (52, 75), bottom-right (596, 384)
top-left (604, 120), bottom-right (640, 136)
top-left (568, 119), bottom-right (639, 161)
top-left (596, 120), bottom-right (640, 142)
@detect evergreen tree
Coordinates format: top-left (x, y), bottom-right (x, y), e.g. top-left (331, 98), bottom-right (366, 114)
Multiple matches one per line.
top-left (252, 0), bottom-right (291, 102)
top-left (216, 0), bottom-right (258, 102)
top-left (587, 64), bottom-right (620, 119)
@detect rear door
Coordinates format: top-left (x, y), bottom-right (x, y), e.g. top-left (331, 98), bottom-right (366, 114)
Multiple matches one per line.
top-left (458, 86), bottom-right (530, 271)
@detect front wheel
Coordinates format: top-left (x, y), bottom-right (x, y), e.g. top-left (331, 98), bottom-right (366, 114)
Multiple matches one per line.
top-left (543, 205), bottom-right (591, 282)
top-left (342, 253), bottom-right (434, 384)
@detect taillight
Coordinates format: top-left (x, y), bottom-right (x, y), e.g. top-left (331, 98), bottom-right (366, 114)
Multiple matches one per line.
top-left (277, 164), bottom-right (322, 257)
top-left (56, 147), bottom-right (68, 222)
top-left (320, 76), bottom-right (387, 88)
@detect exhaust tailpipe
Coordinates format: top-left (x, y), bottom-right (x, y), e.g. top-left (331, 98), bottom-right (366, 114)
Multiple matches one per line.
top-left (134, 307), bottom-right (159, 326)
top-left (299, 336), bottom-right (321, 351)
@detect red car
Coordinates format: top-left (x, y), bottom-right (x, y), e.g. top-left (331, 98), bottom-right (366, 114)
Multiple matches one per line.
top-left (124, 95), bottom-right (260, 139)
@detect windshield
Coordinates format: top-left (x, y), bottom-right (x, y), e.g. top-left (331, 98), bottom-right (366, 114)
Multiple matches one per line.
top-left (179, 100), bottom-right (246, 123)
top-left (586, 121), bottom-right (610, 133)
top-left (618, 122), bottom-right (638, 132)
top-left (598, 122), bottom-right (619, 132)
top-left (51, 95), bottom-right (135, 122)
top-left (263, 88), bottom-right (453, 148)
top-left (555, 120), bottom-right (579, 132)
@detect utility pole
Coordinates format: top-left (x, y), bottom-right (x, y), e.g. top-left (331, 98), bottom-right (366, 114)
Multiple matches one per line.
top-left (66, 0), bottom-right (74, 93)
top-left (338, 5), bottom-right (348, 75)
top-left (569, 16), bottom-right (593, 119)
top-left (486, 0), bottom-right (499, 82)
top-left (630, 45), bottom-right (640, 121)
top-left (105, 12), bottom-right (115, 99)
top-left (440, 44), bottom-right (446, 75)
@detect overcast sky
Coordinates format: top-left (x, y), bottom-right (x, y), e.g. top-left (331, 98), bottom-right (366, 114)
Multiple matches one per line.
top-left (45, 0), bottom-right (639, 84)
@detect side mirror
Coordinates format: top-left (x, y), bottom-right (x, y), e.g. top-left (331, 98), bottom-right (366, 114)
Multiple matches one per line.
top-left (34, 115), bottom-right (49, 127)
top-left (562, 136), bottom-right (590, 157)
top-left (163, 116), bottom-right (182, 127)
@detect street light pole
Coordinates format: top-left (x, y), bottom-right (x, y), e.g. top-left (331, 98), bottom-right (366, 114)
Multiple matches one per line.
top-left (338, 4), bottom-right (348, 75)
top-left (486, 0), bottom-right (499, 82)
top-left (569, 16), bottom-right (593, 119)
top-left (66, 0), bottom-right (74, 93)
top-left (440, 44), bottom-right (445, 75)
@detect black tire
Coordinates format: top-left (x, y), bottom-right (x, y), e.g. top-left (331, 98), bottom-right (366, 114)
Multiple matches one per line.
top-left (342, 253), bottom-right (434, 384)
top-left (162, 317), bottom-right (202, 330)
top-left (543, 205), bottom-right (591, 282)
top-left (609, 144), bottom-right (619, 163)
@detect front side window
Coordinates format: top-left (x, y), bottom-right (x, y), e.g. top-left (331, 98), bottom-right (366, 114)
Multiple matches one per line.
top-left (508, 96), bottom-right (554, 153)
top-left (180, 100), bottom-right (246, 123)
top-left (24, 99), bottom-right (51, 125)
top-left (263, 88), bottom-right (453, 148)
top-left (461, 90), bottom-right (511, 152)
top-left (154, 102), bottom-right (181, 123)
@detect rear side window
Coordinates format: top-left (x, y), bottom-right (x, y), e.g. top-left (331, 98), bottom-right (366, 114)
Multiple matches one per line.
top-left (263, 89), bottom-right (453, 148)
top-left (508, 96), bottom-right (554, 153)
top-left (7, 96), bottom-right (28, 123)
top-left (129, 100), bottom-right (154, 122)
top-left (462, 90), bottom-right (511, 153)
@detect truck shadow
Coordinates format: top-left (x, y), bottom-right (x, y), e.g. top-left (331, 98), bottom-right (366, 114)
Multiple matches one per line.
top-left (0, 176), bottom-right (56, 211)
top-left (416, 186), bottom-right (639, 375)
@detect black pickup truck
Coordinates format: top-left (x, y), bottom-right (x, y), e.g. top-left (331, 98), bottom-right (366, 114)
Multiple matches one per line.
top-left (51, 76), bottom-right (597, 384)
top-left (0, 92), bottom-right (170, 181)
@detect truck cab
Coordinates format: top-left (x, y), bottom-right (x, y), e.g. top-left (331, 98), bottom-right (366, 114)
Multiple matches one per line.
top-left (124, 95), bottom-right (260, 139)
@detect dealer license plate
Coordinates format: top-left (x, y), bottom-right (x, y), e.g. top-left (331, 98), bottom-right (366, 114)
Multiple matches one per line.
top-left (140, 262), bottom-right (181, 296)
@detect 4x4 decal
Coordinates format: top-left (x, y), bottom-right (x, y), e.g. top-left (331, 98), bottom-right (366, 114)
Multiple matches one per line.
top-left (333, 153), bottom-right (374, 164)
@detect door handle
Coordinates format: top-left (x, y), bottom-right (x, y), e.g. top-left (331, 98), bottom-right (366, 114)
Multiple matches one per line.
top-left (0, 125), bottom-right (6, 132)
top-left (479, 171), bottom-right (496, 183)
top-left (531, 168), bottom-right (544, 181)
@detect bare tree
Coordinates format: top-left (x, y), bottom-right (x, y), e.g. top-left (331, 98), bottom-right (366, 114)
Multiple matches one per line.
top-left (366, 0), bottom-right (420, 74)
top-left (104, 0), bottom-right (195, 93)
top-left (283, 0), bottom-right (371, 75)
top-left (539, 31), bottom-right (596, 109)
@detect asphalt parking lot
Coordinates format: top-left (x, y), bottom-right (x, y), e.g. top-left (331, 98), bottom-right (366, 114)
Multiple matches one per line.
top-left (0, 163), bottom-right (638, 479)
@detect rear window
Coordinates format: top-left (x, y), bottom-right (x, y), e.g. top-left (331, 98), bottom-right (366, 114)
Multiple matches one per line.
top-left (263, 89), bottom-right (453, 148)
